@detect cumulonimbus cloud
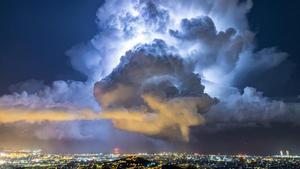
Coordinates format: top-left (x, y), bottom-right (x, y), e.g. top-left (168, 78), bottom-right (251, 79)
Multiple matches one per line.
top-left (93, 40), bottom-right (217, 141)
top-left (0, 0), bottom-right (299, 143)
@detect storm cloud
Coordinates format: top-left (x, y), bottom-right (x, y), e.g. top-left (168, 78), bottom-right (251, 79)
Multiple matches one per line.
top-left (0, 0), bottom-right (299, 148)
top-left (89, 0), bottom-right (298, 134)
top-left (94, 40), bottom-right (217, 141)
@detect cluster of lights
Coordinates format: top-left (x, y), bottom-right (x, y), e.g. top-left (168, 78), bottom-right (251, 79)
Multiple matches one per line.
top-left (0, 149), bottom-right (299, 168)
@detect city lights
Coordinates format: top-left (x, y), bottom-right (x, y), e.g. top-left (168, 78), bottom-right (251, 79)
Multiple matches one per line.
top-left (0, 150), bottom-right (299, 168)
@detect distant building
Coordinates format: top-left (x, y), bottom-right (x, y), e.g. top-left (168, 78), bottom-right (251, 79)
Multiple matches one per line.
top-left (280, 150), bottom-right (283, 156)
top-left (113, 147), bottom-right (120, 155)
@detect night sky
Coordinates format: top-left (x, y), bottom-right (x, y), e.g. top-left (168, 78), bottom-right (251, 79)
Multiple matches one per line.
top-left (0, 0), bottom-right (300, 155)
top-left (0, 0), bottom-right (103, 94)
top-left (0, 0), bottom-right (299, 97)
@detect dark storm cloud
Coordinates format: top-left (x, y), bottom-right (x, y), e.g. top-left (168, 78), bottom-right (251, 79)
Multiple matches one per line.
top-left (94, 40), bottom-right (217, 141)
top-left (206, 87), bottom-right (300, 126)
top-left (138, 0), bottom-right (170, 33)
top-left (169, 16), bottom-right (218, 41)
top-left (169, 16), bottom-right (243, 74)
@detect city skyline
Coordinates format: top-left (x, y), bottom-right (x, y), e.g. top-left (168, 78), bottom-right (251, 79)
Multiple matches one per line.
top-left (1, 149), bottom-right (300, 168)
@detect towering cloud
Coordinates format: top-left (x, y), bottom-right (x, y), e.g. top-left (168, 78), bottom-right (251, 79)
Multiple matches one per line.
top-left (0, 0), bottom-right (299, 146)
top-left (89, 0), bottom-right (298, 132)
top-left (94, 40), bottom-right (217, 141)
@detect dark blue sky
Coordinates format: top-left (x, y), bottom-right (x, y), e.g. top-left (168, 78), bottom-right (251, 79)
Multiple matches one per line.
top-left (0, 0), bottom-right (299, 98)
top-left (247, 0), bottom-right (300, 99)
top-left (0, 0), bottom-right (103, 94)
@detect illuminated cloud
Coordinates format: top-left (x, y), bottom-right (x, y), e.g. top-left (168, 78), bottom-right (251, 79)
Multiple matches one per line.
top-left (94, 40), bottom-right (217, 141)
top-left (0, 80), bottom-right (99, 111)
top-left (205, 87), bottom-right (300, 126)
top-left (90, 0), bottom-right (298, 130)
top-left (0, 108), bottom-right (97, 123)
top-left (0, 0), bottom-right (299, 147)
top-left (101, 94), bottom-right (214, 141)
top-left (65, 0), bottom-right (287, 91)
